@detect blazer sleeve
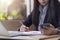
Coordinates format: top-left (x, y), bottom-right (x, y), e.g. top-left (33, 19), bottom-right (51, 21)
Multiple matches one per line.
top-left (57, 7), bottom-right (60, 30)
top-left (57, 16), bottom-right (60, 30)
top-left (54, 4), bottom-right (60, 30)
top-left (23, 14), bottom-right (32, 27)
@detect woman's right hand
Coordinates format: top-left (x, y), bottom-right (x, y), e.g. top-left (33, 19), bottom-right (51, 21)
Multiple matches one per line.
top-left (20, 25), bottom-right (29, 32)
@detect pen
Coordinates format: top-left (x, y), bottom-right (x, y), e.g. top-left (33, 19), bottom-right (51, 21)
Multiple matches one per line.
top-left (17, 21), bottom-right (23, 31)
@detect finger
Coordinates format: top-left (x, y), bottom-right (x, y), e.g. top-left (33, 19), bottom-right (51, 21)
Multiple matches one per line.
top-left (41, 26), bottom-right (49, 30)
top-left (20, 28), bottom-right (24, 32)
top-left (25, 29), bottom-right (29, 32)
top-left (20, 27), bottom-right (27, 32)
top-left (50, 24), bottom-right (54, 28)
top-left (24, 27), bottom-right (29, 30)
top-left (24, 27), bottom-right (29, 31)
top-left (25, 27), bottom-right (29, 29)
top-left (41, 29), bottom-right (49, 35)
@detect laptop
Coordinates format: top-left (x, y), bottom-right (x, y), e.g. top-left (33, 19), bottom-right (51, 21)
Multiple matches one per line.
top-left (0, 21), bottom-right (41, 37)
top-left (0, 21), bottom-right (22, 36)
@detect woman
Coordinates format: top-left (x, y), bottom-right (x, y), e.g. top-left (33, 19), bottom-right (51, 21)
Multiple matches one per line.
top-left (20, 0), bottom-right (59, 35)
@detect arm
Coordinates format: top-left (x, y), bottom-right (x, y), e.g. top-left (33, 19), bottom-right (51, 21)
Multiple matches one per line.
top-left (23, 14), bottom-right (32, 27)
top-left (56, 13), bottom-right (60, 34)
top-left (19, 14), bottom-right (32, 32)
top-left (55, 5), bottom-right (60, 34)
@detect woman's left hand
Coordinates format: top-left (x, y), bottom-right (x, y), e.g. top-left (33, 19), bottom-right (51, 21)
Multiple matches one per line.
top-left (40, 24), bottom-right (58, 35)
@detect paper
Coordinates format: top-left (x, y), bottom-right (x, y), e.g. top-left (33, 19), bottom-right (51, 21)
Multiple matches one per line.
top-left (8, 31), bottom-right (41, 36)
top-left (21, 31), bottom-right (41, 35)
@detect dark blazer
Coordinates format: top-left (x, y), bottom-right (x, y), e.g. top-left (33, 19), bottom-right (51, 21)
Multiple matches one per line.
top-left (23, 0), bottom-right (58, 31)
top-left (23, 8), bottom-right (58, 31)
top-left (56, 3), bottom-right (60, 35)
top-left (55, 1), bottom-right (60, 30)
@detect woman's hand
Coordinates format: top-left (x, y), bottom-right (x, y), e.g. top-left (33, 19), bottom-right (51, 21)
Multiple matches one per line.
top-left (40, 24), bottom-right (58, 35)
top-left (20, 25), bottom-right (29, 32)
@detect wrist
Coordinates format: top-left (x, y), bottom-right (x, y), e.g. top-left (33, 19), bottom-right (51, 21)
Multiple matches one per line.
top-left (55, 28), bottom-right (60, 35)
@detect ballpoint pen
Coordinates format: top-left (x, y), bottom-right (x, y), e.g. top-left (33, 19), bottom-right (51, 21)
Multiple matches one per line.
top-left (17, 21), bottom-right (23, 31)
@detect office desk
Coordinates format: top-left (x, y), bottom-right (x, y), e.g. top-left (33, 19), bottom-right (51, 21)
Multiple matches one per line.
top-left (0, 35), bottom-right (60, 40)
top-left (46, 37), bottom-right (60, 40)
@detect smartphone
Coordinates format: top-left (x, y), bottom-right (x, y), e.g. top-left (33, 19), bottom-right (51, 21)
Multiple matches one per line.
top-left (40, 23), bottom-right (51, 29)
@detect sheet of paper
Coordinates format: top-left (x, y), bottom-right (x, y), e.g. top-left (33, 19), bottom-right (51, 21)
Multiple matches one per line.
top-left (8, 31), bottom-right (41, 36)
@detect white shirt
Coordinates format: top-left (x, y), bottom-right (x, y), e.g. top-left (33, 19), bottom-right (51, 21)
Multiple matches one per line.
top-left (39, 5), bottom-right (48, 26)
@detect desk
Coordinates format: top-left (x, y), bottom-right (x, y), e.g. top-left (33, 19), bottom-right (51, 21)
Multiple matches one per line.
top-left (0, 35), bottom-right (60, 40)
top-left (46, 37), bottom-right (60, 40)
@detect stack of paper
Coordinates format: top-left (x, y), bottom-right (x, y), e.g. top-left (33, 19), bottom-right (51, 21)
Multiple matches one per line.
top-left (8, 31), bottom-right (41, 36)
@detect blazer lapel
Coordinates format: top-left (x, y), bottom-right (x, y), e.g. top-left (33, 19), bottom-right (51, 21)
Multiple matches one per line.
top-left (35, 11), bottom-right (40, 26)
top-left (44, 8), bottom-right (51, 23)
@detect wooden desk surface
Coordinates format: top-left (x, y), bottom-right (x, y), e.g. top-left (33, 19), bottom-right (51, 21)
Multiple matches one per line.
top-left (47, 35), bottom-right (60, 40)
top-left (0, 35), bottom-right (60, 40)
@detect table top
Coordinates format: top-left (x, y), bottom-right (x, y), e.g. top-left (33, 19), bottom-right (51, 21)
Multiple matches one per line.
top-left (0, 35), bottom-right (60, 40)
